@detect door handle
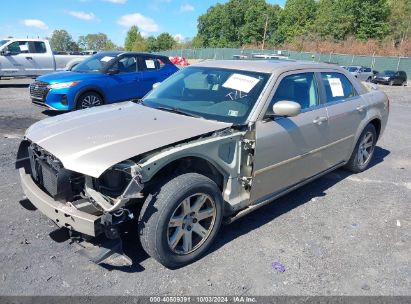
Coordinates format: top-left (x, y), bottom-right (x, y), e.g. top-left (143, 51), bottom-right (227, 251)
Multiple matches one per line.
top-left (313, 116), bottom-right (328, 125)
top-left (25, 57), bottom-right (33, 60)
top-left (356, 105), bottom-right (366, 112)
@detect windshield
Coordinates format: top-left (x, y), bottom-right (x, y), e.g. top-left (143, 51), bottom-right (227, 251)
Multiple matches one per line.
top-left (72, 53), bottom-right (116, 73)
top-left (348, 67), bottom-right (359, 72)
top-left (0, 40), bottom-right (9, 47)
top-left (143, 67), bottom-right (270, 124)
top-left (382, 70), bottom-right (395, 76)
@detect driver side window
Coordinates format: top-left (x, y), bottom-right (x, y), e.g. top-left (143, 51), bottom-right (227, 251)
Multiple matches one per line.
top-left (113, 56), bottom-right (138, 73)
top-left (7, 41), bottom-right (30, 54)
top-left (269, 73), bottom-right (319, 113)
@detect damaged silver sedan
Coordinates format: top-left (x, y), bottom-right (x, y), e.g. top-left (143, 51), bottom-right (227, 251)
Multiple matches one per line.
top-left (16, 60), bottom-right (389, 268)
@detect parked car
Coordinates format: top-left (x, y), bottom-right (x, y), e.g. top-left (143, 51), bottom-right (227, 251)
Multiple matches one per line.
top-left (29, 51), bottom-right (179, 110)
top-left (17, 60), bottom-right (389, 268)
top-left (372, 70), bottom-right (407, 86)
top-left (0, 38), bottom-right (88, 78)
top-left (347, 65), bottom-right (374, 82)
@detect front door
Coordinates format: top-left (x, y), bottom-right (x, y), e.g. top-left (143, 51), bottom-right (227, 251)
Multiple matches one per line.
top-left (251, 72), bottom-right (331, 202)
top-left (105, 54), bottom-right (141, 102)
top-left (0, 41), bottom-right (29, 76)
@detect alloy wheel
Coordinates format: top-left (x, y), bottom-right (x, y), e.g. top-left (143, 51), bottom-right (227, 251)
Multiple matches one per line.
top-left (167, 193), bottom-right (217, 255)
top-left (80, 95), bottom-right (102, 109)
top-left (357, 131), bottom-right (374, 166)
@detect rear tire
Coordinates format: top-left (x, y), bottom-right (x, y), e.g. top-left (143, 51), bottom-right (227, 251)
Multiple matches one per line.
top-left (76, 92), bottom-right (103, 110)
top-left (344, 124), bottom-right (377, 173)
top-left (403, 81), bottom-right (407, 86)
top-left (138, 173), bottom-right (223, 268)
top-left (389, 80), bottom-right (394, 86)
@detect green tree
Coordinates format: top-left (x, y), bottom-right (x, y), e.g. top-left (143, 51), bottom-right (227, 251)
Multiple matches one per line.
top-left (124, 26), bottom-right (138, 51)
top-left (313, 0), bottom-right (391, 41)
top-left (196, 0), bottom-right (282, 47)
top-left (313, 0), bottom-right (336, 40)
top-left (355, 0), bottom-right (390, 40)
top-left (388, 0), bottom-right (411, 44)
top-left (146, 36), bottom-right (158, 52)
top-left (78, 33), bottom-right (116, 51)
top-left (277, 0), bottom-right (317, 43)
top-left (156, 33), bottom-right (176, 51)
top-left (50, 29), bottom-right (78, 52)
top-left (124, 26), bottom-right (148, 51)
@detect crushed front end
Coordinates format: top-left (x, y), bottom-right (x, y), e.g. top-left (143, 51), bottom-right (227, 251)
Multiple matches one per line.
top-left (16, 140), bottom-right (143, 241)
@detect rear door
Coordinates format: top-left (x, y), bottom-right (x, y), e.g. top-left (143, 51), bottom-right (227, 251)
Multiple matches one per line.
top-left (319, 71), bottom-right (367, 165)
top-left (26, 41), bottom-right (54, 75)
top-left (137, 56), bottom-right (174, 96)
top-left (251, 72), bottom-right (331, 202)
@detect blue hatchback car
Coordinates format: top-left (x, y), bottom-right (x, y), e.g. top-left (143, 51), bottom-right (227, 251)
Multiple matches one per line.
top-left (29, 52), bottom-right (179, 110)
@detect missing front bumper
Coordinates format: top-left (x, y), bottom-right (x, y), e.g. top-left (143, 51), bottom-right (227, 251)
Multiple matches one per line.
top-left (19, 168), bottom-right (102, 237)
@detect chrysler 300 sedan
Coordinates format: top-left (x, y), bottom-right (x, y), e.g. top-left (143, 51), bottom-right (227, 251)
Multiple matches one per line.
top-left (17, 60), bottom-right (389, 268)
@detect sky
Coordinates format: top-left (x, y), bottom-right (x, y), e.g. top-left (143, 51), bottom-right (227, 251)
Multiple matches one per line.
top-left (0, 0), bottom-right (286, 46)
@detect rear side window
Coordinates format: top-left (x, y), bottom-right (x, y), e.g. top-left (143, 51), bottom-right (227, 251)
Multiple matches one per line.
top-left (321, 72), bottom-right (357, 103)
top-left (270, 73), bottom-right (319, 110)
top-left (30, 42), bottom-right (47, 53)
top-left (364, 68), bottom-right (371, 72)
top-left (140, 57), bottom-right (167, 71)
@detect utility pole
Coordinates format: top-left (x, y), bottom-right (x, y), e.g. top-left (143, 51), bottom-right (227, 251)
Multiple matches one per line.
top-left (262, 15), bottom-right (268, 50)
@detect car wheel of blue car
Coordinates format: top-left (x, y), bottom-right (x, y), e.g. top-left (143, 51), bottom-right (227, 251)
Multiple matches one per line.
top-left (76, 92), bottom-right (103, 110)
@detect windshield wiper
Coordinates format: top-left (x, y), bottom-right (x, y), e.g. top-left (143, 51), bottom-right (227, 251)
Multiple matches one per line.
top-left (155, 106), bottom-right (204, 119)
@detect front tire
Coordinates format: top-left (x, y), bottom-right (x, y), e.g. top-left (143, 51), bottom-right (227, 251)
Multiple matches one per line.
top-left (138, 173), bottom-right (223, 268)
top-left (344, 124), bottom-right (377, 173)
top-left (389, 80), bottom-right (394, 86)
top-left (76, 92), bottom-right (103, 110)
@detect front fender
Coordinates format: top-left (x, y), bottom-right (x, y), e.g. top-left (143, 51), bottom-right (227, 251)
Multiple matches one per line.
top-left (137, 131), bottom-right (245, 183)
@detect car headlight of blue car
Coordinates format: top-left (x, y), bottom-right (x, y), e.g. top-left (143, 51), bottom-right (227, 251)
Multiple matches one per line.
top-left (48, 81), bottom-right (81, 90)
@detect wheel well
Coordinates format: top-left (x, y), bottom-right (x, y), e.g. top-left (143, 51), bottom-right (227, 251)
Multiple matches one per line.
top-left (146, 157), bottom-right (225, 192)
top-left (369, 118), bottom-right (381, 139)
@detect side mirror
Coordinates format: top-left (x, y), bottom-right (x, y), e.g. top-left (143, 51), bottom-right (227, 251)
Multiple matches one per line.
top-left (272, 100), bottom-right (301, 117)
top-left (107, 68), bottom-right (120, 75)
top-left (1, 49), bottom-right (11, 56)
top-left (152, 82), bottom-right (161, 89)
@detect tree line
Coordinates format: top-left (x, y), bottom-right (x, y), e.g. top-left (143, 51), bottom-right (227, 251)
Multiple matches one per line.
top-left (193, 0), bottom-right (411, 52)
top-left (49, 27), bottom-right (183, 53)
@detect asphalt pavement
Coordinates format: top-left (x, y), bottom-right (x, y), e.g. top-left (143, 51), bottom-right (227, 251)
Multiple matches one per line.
top-left (0, 78), bottom-right (410, 296)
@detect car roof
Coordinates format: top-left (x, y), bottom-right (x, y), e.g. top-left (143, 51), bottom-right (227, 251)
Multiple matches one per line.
top-left (2, 38), bottom-right (48, 42)
top-left (96, 51), bottom-right (169, 59)
top-left (193, 60), bottom-right (345, 74)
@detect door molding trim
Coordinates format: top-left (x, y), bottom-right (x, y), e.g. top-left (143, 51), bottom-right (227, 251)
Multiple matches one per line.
top-left (253, 134), bottom-right (354, 176)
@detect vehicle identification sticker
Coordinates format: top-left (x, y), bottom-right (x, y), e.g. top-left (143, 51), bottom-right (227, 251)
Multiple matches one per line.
top-left (19, 44), bottom-right (29, 52)
top-left (101, 56), bottom-right (114, 62)
top-left (228, 110), bottom-right (239, 117)
top-left (145, 60), bottom-right (156, 69)
top-left (328, 78), bottom-right (344, 97)
top-left (223, 73), bottom-right (260, 93)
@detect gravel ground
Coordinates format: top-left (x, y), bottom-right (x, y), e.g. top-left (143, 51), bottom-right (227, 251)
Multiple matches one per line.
top-left (0, 78), bottom-right (410, 296)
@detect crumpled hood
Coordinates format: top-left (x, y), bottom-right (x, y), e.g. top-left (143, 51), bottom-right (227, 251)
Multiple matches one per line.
top-left (25, 102), bottom-right (232, 177)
